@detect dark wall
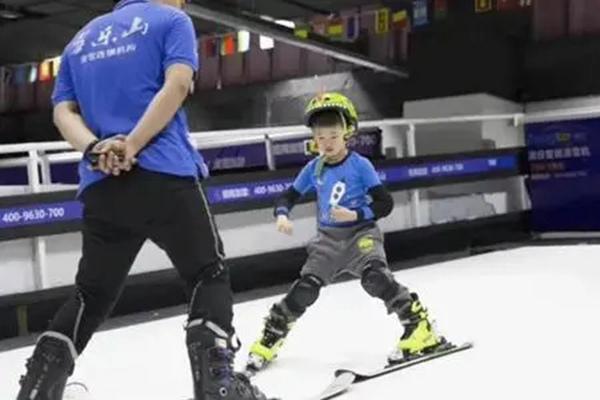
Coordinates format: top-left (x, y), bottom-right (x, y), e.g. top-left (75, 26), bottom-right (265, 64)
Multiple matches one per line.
top-left (523, 36), bottom-right (600, 101)
top-left (186, 17), bottom-right (525, 131)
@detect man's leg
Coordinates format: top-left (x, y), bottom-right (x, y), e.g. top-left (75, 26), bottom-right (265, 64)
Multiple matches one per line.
top-left (149, 183), bottom-right (268, 400)
top-left (17, 213), bottom-right (145, 400)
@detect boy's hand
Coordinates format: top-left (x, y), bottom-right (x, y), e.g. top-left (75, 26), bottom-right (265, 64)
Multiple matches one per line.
top-left (330, 206), bottom-right (358, 223)
top-left (276, 215), bottom-right (294, 235)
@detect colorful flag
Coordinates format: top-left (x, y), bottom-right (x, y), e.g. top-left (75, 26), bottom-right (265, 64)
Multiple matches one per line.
top-left (202, 36), bottom-right (218, 58)
top-left (39, 60), bottom-right (52, 81)
top-left (51, 56), bottom-right (61, 78)
top-left (237, 30), bottom-right (250, 52)
top-left (375, 8), bottom-right (390, 34)
top-left (434, 0), bottom-right (448, 19)
top-left (294, 24), bottom-right (309, 39)
top-left (392, 10), bottom-right (409, 30)
top-left (0, 67), bottom-right (9, 84)
top-left (327, 17), bottom-right (344, 39)
top-left (311, 17), bottom-right (328, 36)
top-left (475, 0), bottom-right (493, 13)
top-left (259, 35), bottom-right (274, 50)
top-left (29, 64), bottom-right (37, 83)
top-left (345, 14), bottom-right (360, 41)
top-left (413, 0), bottom-right (429, 27)
top-left (220, 34), bottom-right (236, 56)
top-left (13, 64), bottom-right (28, 85)
top-left (497, 0), bottom-right (520, 11)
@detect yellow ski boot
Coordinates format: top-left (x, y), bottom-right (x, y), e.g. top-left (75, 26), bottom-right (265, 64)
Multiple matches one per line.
top-left (388, 293), bottom-right (446, 364)
top-left (246, 304), bottom-right (295, 374)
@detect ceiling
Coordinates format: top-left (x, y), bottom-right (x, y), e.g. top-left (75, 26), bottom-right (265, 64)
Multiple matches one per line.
top-left (0, 0), bottom-right (403, 65)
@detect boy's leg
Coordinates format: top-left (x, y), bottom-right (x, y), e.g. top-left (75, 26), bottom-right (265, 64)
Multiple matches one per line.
top-left (17, 209), bottom-right (145, 400)
top-left (247, 231), bottom-right (341, 371)
top-left (347, 226), bottom-right (445, 362)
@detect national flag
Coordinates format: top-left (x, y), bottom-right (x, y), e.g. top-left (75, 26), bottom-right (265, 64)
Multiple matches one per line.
top-left (434, 0), bottom-right (448, 19)
top-left (497, 0), bottom-right (520, 11)
top-left (294, 24), bottom-right (309, 39)
top-left (311, 18), bottom-right (328, 36)
top-left (392, 10), bottom-right (409, 30)
top-left (327, 17), bottom-right (344, 38)
top-left (51, 56), bottom-right (61, 78)
top-left (39, 60), bottom-right (52, 81)
top-left (344, 14), bottom-right (359, 41)
top-left (238, 30), bottom-right (250, 52)
top-left (375, 8), bottom-right (390, 34)
top-left (203, 36), bottom-right (218, 58)
top-left (220, 33), bottom-right (236, 56)
top-left (475, 0), bottom-right (493, 13)
top-left (413, 0), bottom-right (429, 27)
top-left (29, 63), bottom-right (38, 83)
top-left (13, 64), bottom-right (28, 85)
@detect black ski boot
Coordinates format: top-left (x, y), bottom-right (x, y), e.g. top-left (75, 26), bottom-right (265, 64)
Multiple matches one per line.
top-left (17, 332), bottom-right (76, 400)
top-left (186, 320), bottom-right (276, 400)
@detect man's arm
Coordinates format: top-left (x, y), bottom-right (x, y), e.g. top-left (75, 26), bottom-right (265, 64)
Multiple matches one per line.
top-left (124, 64), bottom-right (194, 156)
top-left (53, 102), bottom-right (97, 153)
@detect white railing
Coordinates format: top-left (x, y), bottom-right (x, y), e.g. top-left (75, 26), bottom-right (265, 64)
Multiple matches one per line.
top-left (2, 104), bottom-right (599, 291)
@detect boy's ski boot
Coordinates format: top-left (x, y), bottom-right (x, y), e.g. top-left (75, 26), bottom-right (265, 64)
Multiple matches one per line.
top-left (388, 293), bottom-right (449, 365)
top-left (246, 304), bottom-right (295, 374)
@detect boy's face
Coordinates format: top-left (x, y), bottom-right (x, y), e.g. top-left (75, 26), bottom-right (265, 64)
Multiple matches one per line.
top-left (313, 124), bottom-right (346, 159)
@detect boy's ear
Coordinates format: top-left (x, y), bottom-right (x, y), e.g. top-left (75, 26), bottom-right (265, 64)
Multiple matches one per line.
top-left (304, 139), bottom-right (320, 156)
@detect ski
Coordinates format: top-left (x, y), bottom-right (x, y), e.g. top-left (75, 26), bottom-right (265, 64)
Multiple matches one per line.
top-left (310, 341), bottom-right (474, 400)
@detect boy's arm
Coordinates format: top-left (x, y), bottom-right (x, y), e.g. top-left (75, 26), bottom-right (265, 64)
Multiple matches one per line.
top-left (274, 162), bottom-right (314, 218)
top-left (355, 157), bottom-right (394, 221)
top-left (274, 187), bottom-right (302, 217)
top-left (356, 185), bottom-right (394, 221)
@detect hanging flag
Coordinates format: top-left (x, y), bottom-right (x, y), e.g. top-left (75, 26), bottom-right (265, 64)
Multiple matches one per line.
top-left (519, 0), bottom-right (532, 7)
top-left (13, 64), bottom-right (28, 85)
top-left (203, 36), bottom-right (219, 58)
top-left (237, 30), bottom-right (250, 52)
top-left (375, 8), bottom-right (390, 34)
top-left (344, 14), bottom-right (359, 41)
top-left (39, 60), bottom-right (52, 81)
top-left (434, 0), bottom-right (448, 19)
top-left (51, 56), bottom-right (61, 78)
top-left (1, 66), bottom-right (12, 84)
top-left (311, 17), bottom-right (328, 36)
top-left (294, 24), bottom-right (309, 39)
top-left (497, 0), bottom-right (520, 11)
top-left (413, 0), bottom-right (429, 27)
top-left (327, 17), bottom-right (344, 39)
top-left (475, 0), bottom-right (493, 13)
top-left (259, 35), bottom-right (274, 50)
top-left (392, 10), bottom-right (409, 30)
top-left (29, 63), bottom-right (38, 83)
top-left (221, 34), bottom-right (237, 56)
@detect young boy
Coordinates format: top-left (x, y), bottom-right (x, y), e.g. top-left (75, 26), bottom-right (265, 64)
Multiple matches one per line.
top-left (246, 92), bottom-right (446, 373)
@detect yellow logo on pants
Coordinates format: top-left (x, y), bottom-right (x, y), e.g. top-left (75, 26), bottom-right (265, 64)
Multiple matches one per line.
top-left (358, 235), bottom-right (375, 254)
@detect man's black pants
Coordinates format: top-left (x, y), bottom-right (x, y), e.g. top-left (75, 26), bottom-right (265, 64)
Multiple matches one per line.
top-left (48, 168), bottom-right (233, 354)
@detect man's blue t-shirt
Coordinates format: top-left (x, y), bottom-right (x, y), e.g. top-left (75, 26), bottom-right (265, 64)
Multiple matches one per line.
top-left (52, 0), bottom-right (206, 194)
top-left (292, 152), bottom-right (383, 227)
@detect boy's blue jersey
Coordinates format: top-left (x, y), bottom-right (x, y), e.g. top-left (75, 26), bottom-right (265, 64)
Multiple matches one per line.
top-left (292, 152), bottom-right (382, 227)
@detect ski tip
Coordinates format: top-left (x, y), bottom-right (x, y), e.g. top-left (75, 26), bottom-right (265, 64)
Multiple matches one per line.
top-left (334, 369), bottom-right (357, 378)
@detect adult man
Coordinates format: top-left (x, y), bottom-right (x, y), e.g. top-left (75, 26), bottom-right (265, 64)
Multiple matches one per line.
top-left (16, 1), bottom-right (271, 399)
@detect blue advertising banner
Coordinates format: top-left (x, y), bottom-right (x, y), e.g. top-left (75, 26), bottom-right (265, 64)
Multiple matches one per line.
top-left (0, 150), bottom-right (522, 239)
top-left (526, 118), bottom-right (600, 231)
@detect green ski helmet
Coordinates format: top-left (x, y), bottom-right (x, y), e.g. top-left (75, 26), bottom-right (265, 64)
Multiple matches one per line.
top-left (304, 92), bottom-right (359, 139)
